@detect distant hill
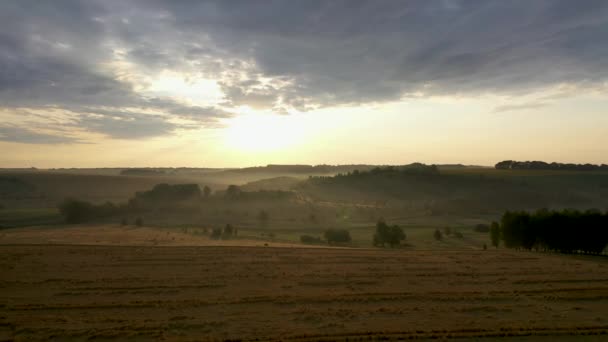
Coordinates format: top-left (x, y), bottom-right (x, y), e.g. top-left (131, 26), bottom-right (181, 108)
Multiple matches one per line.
top-left (297, 164), bottom-right (608, 214)
top-left (120, 169), bottom-right (167, 176)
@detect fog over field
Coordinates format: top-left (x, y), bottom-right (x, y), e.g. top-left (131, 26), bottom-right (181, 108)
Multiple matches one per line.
top-left (1, 1), bottom-right (608, 341)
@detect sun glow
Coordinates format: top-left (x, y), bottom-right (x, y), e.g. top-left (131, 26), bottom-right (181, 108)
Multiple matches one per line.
top-left (222, 112), bottom-right (309, 152)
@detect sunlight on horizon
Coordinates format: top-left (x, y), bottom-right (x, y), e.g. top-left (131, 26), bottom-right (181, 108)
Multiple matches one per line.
top-left (221, 111), bottom-right (310, 153)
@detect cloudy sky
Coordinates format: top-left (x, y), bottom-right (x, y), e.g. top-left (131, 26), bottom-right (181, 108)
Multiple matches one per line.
top-left (1, 0), bottom-right (607, 167)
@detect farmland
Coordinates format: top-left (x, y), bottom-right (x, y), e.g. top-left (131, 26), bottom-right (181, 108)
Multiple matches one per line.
top-left (2, 243), bottom-right (608, 341)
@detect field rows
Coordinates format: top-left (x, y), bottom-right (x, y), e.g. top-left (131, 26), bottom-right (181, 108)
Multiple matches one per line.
top-left (2, 245), bottom-right (608, 340)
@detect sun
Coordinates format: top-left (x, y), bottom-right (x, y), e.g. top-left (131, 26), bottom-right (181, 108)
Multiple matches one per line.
top-left (222, 112), bottom-right (307, 152)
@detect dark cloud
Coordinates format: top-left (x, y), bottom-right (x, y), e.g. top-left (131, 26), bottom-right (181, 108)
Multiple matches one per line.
top-left (0, 125), bottom-right (82, 144)
top-left (1, 0), bottom-right (607, 143)
top-left (149, 0), bottom-right (608, 106)
top-left (76, 112), bottom-right (175, 139)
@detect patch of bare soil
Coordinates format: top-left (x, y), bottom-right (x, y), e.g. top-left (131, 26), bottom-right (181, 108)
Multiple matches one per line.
top-left (1, 245), bottom-right (608, 340)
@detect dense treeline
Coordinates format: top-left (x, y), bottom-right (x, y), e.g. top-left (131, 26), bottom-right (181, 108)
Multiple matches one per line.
top-left (499, 209), bottom-right (608, 254)
top-left (57, 183), bottom-right (291, 224)
top-left (59, 199), bottom-right (126, 223)
top-left (496, 160), bottom-right (608, 171)
top-left (311, 163), bottom-right (439, 181)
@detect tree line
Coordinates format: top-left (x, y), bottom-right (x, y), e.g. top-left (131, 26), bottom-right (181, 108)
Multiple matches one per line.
top-left (495, 160), bottom-right (608, 171)
top-left (496, 209), bottom-right (608, 254)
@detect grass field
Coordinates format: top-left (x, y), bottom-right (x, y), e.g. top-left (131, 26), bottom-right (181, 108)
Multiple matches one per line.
top-left (2, 242), bottom-right (608, 341)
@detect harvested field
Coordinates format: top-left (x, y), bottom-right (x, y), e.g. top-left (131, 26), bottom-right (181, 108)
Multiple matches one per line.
top-left (2, 245), bottom-right (608, 341)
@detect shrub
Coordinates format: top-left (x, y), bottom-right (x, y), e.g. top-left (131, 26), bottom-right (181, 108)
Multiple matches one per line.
top-left (434, 229), bottom-right (443, 241)
top-left (453, 231), bottom-right (464, 239)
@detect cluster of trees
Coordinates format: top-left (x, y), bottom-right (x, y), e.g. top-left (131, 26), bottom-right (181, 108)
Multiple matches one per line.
top-left (58, 198), bottom-right (125, 223)
top-left (498, 209), bottom-right (608, 254)
top-left (311, 163), bottom-right (440, 181)
top-left (324, 229), bottom-right (352, 244)
top-left (495, 160), bottom-right (608, 171)
top-left (373, 220), bottom-right (406, 247)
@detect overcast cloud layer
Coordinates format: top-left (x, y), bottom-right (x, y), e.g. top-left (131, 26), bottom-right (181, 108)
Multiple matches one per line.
top-left (1, 0), bottom-right (607, 143)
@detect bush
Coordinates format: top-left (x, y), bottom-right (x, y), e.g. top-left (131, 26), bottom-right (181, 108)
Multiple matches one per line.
top-left (324, 229), bottom-right (351, 244)
top-left (300, 235), bottom-right (322, 244)
top-left (453, 231), bottom-right (464, 239)
top-left (434, 229), bottom-right (443, 241)
top-left (373, 220), bottom-right (406, 247)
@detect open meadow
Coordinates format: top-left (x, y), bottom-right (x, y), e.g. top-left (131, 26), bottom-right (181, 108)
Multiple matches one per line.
top-left (2, 239), bottom-right (608, 341)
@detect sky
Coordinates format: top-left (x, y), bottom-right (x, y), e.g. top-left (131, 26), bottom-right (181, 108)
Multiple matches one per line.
top-left (1, 0), bottom-right (607, 168)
